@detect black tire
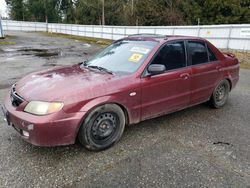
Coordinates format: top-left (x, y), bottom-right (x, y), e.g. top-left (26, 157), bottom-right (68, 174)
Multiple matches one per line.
top-left (78, 104), bottom-right (125, 151)
top-left (210, 80), bottom-right (230, 108)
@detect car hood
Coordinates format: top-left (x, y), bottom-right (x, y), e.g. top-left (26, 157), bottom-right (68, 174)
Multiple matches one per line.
top-left (15, 65), bottom-right (128, 102)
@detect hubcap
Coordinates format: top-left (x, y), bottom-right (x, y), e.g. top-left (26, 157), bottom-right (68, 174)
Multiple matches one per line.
top-left (215, 84), bottom-right (226, 102)
top-left (91, 112), bottom-right (117, 141)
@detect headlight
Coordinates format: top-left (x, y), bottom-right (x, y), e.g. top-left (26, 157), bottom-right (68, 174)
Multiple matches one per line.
top-left (24, 101), bottom-right (64, 115)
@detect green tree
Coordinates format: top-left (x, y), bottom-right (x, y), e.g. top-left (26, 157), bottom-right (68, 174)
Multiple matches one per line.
top-left (105, 0), bottom-right (127, 25)
top-left (6, 0), bottom-right (60, 22)
top-left (75, 0), bottom-right (101, 24)
top-left (181, 0), bottom-right (250, 25)
top-left (6, 0), bottom-right (27, 21)
top-left (202, 0), bottom-right (250, 24)
top-left (135, 0), bottom-right (184, 26)
top-left (60, 0), bottom-right (76, 23)
top-left (26, 0), bottom-right (60, 22)
top-left (180, 0), bottom-right (202, 25)
top-left (5, 0), bottom-right (250, 25)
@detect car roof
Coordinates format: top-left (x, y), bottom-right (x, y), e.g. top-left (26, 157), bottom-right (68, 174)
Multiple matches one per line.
top-left (122, 34), bottom-right (206, 43)
top-left (119, 33), bottom-right (225, 60)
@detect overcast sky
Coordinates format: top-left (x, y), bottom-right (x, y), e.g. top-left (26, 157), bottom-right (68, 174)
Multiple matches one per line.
top-left (0, 0), bottom-right (8, 17)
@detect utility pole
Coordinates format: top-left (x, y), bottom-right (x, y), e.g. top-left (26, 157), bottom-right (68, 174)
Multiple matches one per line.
top-left (0, 14), bottom-right (4, 38)
top-left (132, 0), bottom-right (134, 14)
top-left (58, 0), bottom-right (62, 23)
top-left (132, 0), bottom-right (136, 25)
top-left (44, 0), bottom-right (48, 32)
top-left (102, 0), bottom-right (105, 25)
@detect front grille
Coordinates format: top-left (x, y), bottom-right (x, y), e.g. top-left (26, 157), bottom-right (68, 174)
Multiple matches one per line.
top-left (10, 85), bottom-right (24, 107)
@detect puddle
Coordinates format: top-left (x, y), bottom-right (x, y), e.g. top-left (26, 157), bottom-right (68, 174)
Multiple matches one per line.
top-left (19, 48), bottom-right (59, 57)
top-left (42, 63), bottom-right (57, 67)
top-left (21, 49), bottom-right (49, 53)
top-left (213, 141), bottom-right (233, 146)
top-left (3, 48), bottom-right (18, 52)
top-left (83, 43), bottom-right (91, 47)
top-left (0, 46), bottom-right (90, 64)
top-left (35, 52), bottom-right (59, 57)
top-left (1, 48), bottom-right (60, 58)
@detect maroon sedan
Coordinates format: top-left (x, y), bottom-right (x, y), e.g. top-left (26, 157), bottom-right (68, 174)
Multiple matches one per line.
top-left (1, 34), bottom-right (239, 151)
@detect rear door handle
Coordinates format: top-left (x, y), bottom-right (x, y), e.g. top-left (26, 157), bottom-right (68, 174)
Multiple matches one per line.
top-left (180, 73), bottom-right (190, 80)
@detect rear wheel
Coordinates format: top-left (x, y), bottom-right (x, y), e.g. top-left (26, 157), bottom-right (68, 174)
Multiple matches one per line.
top-left (78, 104), bottom-right (125, 151)
top-left (210, 80), bottom-right (230, 108)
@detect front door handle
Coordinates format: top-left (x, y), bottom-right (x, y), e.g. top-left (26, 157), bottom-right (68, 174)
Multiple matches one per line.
top-left (180, 73), bottom-right (190, 80)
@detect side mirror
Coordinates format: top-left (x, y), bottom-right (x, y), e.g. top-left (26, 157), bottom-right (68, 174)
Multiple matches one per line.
top-left (148, 64), bottom-right (166, 75)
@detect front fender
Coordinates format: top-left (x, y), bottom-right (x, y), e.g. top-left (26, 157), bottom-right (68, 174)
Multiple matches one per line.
top-left (79, 96), bottom-right (116, 112)
top-left (79, 95), bottom-right (133, 124)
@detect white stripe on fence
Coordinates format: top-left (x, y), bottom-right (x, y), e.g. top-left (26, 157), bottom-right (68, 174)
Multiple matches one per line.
top-left (2, 20), bottom-right (250, 51)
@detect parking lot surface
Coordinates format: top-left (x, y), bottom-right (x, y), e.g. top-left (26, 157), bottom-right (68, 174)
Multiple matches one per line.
top-left (0, 32), bottom-right (250, 188)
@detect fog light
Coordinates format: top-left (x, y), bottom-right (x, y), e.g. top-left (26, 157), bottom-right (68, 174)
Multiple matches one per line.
top-left (22, 130), bottom-right (29, 137)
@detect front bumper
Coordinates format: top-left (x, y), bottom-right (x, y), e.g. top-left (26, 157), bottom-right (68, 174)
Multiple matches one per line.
top-left (2, 94), bottom-right (86, 147)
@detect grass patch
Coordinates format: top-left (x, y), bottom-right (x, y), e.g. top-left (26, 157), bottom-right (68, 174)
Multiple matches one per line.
top-left (39, 32), bottom-right (113, 46)
top-left (0, 41), bottom-right (16, 45)
top-left (240, 63), bottom-right (250, 69)
top-left (0, 35), bottom-right (17, 45)
top-left (235, 51), bottom-right (250, 70)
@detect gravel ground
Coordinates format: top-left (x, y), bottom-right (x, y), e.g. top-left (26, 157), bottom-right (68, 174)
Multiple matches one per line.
top-left (0, 32), bottom-right (250, 188)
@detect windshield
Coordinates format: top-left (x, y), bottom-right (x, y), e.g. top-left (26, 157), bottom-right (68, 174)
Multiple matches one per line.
top-left (82, 40), bottom-right (158, 74)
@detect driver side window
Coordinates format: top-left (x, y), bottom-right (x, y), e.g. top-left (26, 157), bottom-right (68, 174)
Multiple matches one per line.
top-left (151, 41), bottom-right (186, 71)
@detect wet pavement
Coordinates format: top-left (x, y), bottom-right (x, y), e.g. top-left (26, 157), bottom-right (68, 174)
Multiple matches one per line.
top-left (0, 32), bottom-right (102, 90)
top-left (0, 32), bottom-right (250, 187)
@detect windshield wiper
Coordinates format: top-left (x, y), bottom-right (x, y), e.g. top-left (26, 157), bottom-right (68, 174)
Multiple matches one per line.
top-left (87, 65), bottom-right (113, 75)
top-left (80, 61), bottom-right (113, 75)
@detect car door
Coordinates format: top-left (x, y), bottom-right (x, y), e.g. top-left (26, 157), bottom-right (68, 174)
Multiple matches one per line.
top-left (140, 41), bottom-right (191, 121)
top-left (187, 41), bottom-right (223, 105)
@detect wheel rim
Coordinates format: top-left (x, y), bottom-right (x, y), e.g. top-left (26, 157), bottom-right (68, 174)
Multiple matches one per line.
top-left (91, 112), bottom-right (118, 144)
top-left (215, 83), bottom-right (228, 104)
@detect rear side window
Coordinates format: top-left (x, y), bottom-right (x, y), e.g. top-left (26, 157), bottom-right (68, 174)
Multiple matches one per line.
top-left (188, 41), bottom-right (208, 65)
top-left (151, 41), bottom-right (186, 71)
top-left (208, 46), bottom-right (217, 61)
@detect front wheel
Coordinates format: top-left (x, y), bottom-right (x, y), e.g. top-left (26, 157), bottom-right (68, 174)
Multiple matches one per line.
top-left (210, 80), bottom-right (230, 108)
top-left (78, 104), bottom-right (125, 151)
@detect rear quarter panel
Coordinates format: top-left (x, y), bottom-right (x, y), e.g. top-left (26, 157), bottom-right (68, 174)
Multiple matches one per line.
top-left (221, 54), bottom-right (240, 90)
top-left (206, 41), bottom-right (239, 90)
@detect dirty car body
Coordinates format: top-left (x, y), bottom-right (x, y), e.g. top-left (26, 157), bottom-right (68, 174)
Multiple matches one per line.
top-left (2, 34), bottom-right (239, 149)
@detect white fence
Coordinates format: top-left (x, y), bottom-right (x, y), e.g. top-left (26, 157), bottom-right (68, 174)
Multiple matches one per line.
top-left (2, 20), bottom-right (250, 51)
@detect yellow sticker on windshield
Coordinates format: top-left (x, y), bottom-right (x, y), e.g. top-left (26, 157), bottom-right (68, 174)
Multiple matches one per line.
top-left (129, 53), bottom-right (143, 63)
